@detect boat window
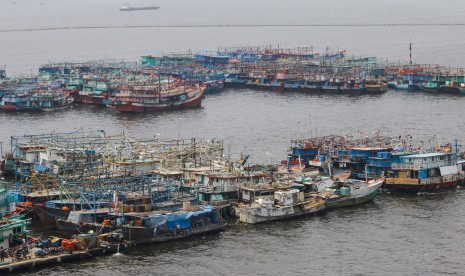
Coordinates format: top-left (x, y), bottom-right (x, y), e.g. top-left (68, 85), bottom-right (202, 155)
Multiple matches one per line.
top-left (13, 227), bottom-right (22, 234)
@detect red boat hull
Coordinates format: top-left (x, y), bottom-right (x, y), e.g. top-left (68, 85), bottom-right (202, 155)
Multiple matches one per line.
top-left (387, 178), bottom-right (462, 193)
top-left (0, 105), bottom-right (18, 111)
top-left (72, 94), bottom-right (106, 105)
top-left (115, 90), bottom-right (204, 113)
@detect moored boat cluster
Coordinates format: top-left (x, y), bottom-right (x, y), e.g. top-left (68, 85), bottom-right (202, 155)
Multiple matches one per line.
top-left (1, 128), bottom-right (464, 273)
top-left (1, 45), bottom-right (465, 113)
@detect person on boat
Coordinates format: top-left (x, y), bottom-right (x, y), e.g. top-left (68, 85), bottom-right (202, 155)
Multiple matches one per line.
top-left (0, 246), bottom-right (5, 262)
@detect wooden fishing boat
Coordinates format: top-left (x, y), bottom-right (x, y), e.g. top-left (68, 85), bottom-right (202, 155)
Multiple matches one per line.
top-left (362, 80), bottom-right (387, 93)
top-left (70, 80), bottom-right (109, 106)
top-left (121, 206), bottom-right (223, 245)
top-left (238, 189), bottom-right (332, 224)
top-left (385, 152), bottom-right (465, 193)
top-left (56, 209), bottom-right (113, 235)
top-left (422, 81), bottom-right (440, 93)
top-left (35, 199), bottom-right (109, 230)
top-left (201, 79), bottom-right (224, 94)
top-left (325, 177), bottom-right (384, 209)
top-left (112, 83), bottom-right (204, 113)
top-left (0, 89), bottom-right (73, 112)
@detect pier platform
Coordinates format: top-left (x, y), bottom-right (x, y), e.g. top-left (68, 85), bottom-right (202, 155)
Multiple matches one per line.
top-left (0, 246), bottom-right (118, 274)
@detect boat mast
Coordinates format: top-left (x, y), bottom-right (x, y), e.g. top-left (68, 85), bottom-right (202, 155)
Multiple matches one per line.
top-left (409, 41), bottom-right (412, 65)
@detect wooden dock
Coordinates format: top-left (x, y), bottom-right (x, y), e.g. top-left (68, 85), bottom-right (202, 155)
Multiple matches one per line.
top-left (0, 246), bottom-right (118, 274)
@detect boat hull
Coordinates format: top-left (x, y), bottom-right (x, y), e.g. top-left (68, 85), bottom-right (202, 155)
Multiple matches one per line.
top-left (325, 180), bottom-right (383, 209)
top-left (0, 105), bottom-right (18, 111)
top-left (300, 85), bottom-right (324, 93)
top-left (363, 84), bottom-right (387, 93)
top-left (56, 219), bottom-right (113, 235)
top-left (385, 175), bottom-right (463, 193)
top-left (439, 86), bottom-right (460, 94)
top-left (239, 200), bottom-right (325, 224)
top-left (203, 80), bottom-right (225, 94)
top-left (0, 101), bottom-right (73, 112)
top-left (40, 100), bottom-right (74, 111)
top-left (115, 90), bottom-right (204, 113)
top-left (15, 203), bottom-right (37, 218)
top-left (122, 223), bottom-right (224, 245)
top-left (34, 205), bottom-right (70, 230)
top-left (422, 87), bottom-right (439, 93)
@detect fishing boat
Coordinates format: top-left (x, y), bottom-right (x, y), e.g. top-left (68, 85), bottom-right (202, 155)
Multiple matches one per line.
top-left (282, 139), bottom-right (320, 168)
top-left (56, 209), bottom-right (113, 235)
top-left (395, 81), bottom-right (421, 91)
top-left (438, 83), bottom-right (461, 94)
top-left (365, 151), bottom-right (413, 179)
top-left (422, 81), bottom-right (440, 93)
top-left (0, 89), bottom-right (73, 112)
top-left (201, 79), bottom-right (224, 94)
top-left (72, 80), bottom-right (109, 105)
top-left (362, 80), bottom-right (387, 93)
top-left (34, 199), bottom-right (109, 230)
top-left (231, 180), bottom-right (296, 217)
top-left (324, 177), bottom-right (384, 209)
top-left (121, 206), bottom-right (223, 245)
top-left (327, 146), bottom-right (390, 180)
top-left (119, 4), bottom-right (160, 11)
top-left (56, 196), bottom-right (153, 235)
top-left (14, 190), bottom-right (63, 218)
top-left (300, 83), bottom-right (324, 93)
top-left (112, 82), bottom-right (204, 113)
top-left (224, 73), bottom-right (248, 86)
top-left (385, 151), bottom-right (465, 192)
top-left (238, 189), bottom-right (332, 224)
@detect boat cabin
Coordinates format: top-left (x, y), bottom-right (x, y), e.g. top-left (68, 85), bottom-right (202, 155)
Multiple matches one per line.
top-left (389, 152), bottom-right (456, 179)
top-left (66, 209), bottom-right (109, 224)
top-left (0, 217), bottom-right (30, 249)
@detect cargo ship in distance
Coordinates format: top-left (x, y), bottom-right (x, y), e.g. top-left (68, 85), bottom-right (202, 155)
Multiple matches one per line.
top-left (119, 4), bottom-right (160, 11)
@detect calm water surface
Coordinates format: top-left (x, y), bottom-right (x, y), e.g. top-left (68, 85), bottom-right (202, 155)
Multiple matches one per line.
top-left (1, 1), bottom-right (465, 275)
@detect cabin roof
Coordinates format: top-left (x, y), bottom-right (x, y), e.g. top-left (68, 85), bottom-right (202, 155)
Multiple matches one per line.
top-left (69, 208), bottom-right (109, 215)
top-left (351, 147), bottom-right (388, 151)
top-left (403, 152), bottom-right (450, 158)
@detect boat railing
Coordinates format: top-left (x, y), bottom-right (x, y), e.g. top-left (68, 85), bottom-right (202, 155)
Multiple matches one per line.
top-left (391, 163), bottom-right (420, 170)
top-left (392, 161), bottom-right (450, 170)
top-left (420, 174), bottom-right (463, 185)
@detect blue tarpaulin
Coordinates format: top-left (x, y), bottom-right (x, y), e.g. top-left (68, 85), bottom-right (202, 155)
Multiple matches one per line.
top-left (144, 208), bottom-right (214, 230)
top-left (166, 219), bottom-right (191, 230)
top-left (144, 214), bottom-right (167, 229)
top-left (34, 163), bottom-right (47, 172)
